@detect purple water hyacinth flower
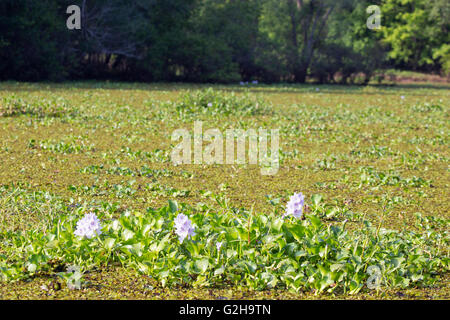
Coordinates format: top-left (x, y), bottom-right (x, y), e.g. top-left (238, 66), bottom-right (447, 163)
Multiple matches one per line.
top-left (285, 192), bottom-right (305, 219)
top-left (74, 212), bottom-right (102, 239)
top-left (174, 213), bottom-right (195, 243)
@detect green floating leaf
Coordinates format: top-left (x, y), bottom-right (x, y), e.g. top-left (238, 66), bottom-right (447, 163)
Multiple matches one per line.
top-left (27, 263), bottom-right (37, 273)
top-left (214, 266), bottom-right (225, 276)
top-left (288, 225), bottom-right (305, 242)
top-left (168, 200), bottom-right (178, 213)
top-left (311, 194), bottom-right (323, 206)
top-left (194, 258), bottom-right (209, 273)
top-left (104, 238), bottom-right (116, 250)
top-left (122, 229), bottom-right (135, 241)
top-left (307, 215), bottom-right (323, 229)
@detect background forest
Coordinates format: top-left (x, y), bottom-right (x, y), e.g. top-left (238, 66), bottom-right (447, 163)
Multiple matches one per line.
top-left (0, 0), bottom-right (449, 83)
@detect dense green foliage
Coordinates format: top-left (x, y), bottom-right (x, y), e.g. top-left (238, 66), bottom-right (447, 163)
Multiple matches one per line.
top-left (0, 0), bottom-right (448, 82)
top-left (381, 0), bottom-right (450, 72)
top-left (1, 193), bottom-right (447, 293)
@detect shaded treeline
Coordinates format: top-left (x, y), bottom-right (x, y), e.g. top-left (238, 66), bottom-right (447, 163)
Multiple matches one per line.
top-left (0, 0), bottom-right (448, 83)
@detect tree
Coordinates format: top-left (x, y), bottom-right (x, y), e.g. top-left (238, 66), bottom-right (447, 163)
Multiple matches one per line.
top-left (289, 0), bottom-right (338, 82)
top-left (0, 0), bottom-right (447, 82)
top-left (381, 0), bottom-right (449, 71)
top-left (0, 0), bottom-right (69, 81)
top-left (258, 0), bottom-right (344, 82)
top-left (309, 0), bottom-right (385, 84)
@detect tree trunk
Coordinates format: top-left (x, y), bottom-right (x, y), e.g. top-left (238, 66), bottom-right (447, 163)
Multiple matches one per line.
top-left (289, 0), bottom-right (336, 83)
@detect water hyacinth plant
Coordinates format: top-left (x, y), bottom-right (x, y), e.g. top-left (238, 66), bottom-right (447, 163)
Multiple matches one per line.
top-left (0, 82), bottom-right (447, 300)
top-left (74, 212), bottom-right (102, 239)
top-left (163, 88), bottom-right (271, 118)
top-left (0, 195), bottom-right (447, 294)
top-left (174, 213), bottom-right (196, 243)
top-left (284, 192), bottom-right (305, 219)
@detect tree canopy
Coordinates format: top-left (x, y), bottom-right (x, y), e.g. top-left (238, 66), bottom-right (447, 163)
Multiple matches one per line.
top-left (0, 0), bottom-right (448, 82)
